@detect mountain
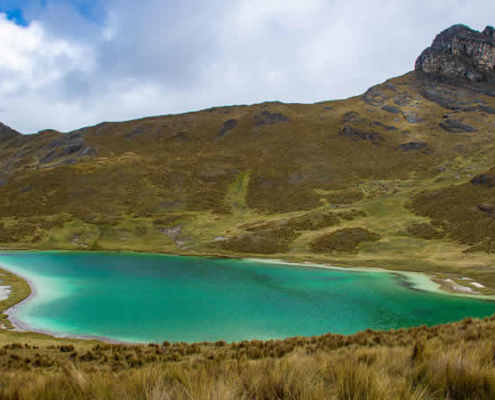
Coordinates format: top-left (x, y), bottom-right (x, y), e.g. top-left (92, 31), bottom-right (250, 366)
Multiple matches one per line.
top-left (0, 123), bottom-right (21, 145)
top-left (1, 24), bottom-right (495, 290)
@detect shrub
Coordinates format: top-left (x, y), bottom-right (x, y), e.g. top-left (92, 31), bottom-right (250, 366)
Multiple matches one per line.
top-left (310, 227), bottom-right (381, 253)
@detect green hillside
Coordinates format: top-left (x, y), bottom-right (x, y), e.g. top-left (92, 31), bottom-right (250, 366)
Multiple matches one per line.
top-left (2, 25), bottom-right (495, 294)
top-left (2, 69), bottom-right (495, 291)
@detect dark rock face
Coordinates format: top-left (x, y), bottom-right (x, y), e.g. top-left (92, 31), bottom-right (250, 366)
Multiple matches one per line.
top-left (0, 123), bottom-right (21, 143)
top-left (477, 203), bottom-right (495, 215)
top-left (40, 132), bottom-right (91, 165)
top-left (342, 111), bottom-right (365, 123)
top-left (439, 119), bottom-right (475, 133)
top-left (420, 86), bottom-right (463, 109)
top-left (393, 93), bottom-right (413, 106)
top-left (254, 110), bottom-right (289, 126)
top-left (363, 86), bottom-right (387, 106)
top-left (372, 121), bottom-right (398, 131)
top-left (397, 142), bottom-right (428, 152)
top-left (419, 81), bottom-right (494, 110)
top-left (472, 174), bottom-right (495, 187)
top-left (216, 119), bottom-right (238, 140)
top-left (339, 125), bottom-right (381, 143)
top-left (381, 105), bottom-right (400, 114)
top-left (403, 113), bottom-right (423, 123)
top-left (172, 132), bottom-right (188, 142)
top-left (416, 24), bottom-right (495, 83)
top-left (479, 105), bottom-right (495, 114)
top-left (125, 126), bottom-right (149, 139)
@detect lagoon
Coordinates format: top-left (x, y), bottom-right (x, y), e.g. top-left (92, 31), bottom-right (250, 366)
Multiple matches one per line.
top-left (0, 251), bottom-right (494, 343)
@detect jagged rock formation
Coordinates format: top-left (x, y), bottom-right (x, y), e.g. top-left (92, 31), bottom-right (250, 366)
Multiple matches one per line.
top-left (416, 24), bottom-right (495, 83)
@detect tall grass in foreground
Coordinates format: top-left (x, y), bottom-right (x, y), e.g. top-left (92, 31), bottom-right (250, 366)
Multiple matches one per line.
top-left (1, 337), bottom-right (495, 399)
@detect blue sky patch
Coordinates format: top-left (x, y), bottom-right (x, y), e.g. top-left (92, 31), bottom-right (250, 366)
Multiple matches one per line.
top-left (0, 0), bottom-right (105, 26)
top-left (1, 7), bottom-right (28, 26)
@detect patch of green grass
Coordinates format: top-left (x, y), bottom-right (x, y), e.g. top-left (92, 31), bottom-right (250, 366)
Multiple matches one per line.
top-left (225, 171), bottom-right (250, 213)
top-left (0, 269), bottom-right (31, 329)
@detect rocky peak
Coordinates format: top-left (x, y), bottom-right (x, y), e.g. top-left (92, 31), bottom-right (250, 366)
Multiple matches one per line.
top-left (415, 24), bottom-right (495, 83)
top-left (0, 122), bottom-right (21, 143)
top-left (483, 26), bottom-right (495, 40)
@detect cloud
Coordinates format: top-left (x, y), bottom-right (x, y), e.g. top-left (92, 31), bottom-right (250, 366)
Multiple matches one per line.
top-left (1, 0), bottom-right (495, 133)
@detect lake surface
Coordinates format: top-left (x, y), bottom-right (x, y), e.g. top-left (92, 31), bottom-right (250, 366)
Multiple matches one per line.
top-left (0, 251), bottom-right (494, 343)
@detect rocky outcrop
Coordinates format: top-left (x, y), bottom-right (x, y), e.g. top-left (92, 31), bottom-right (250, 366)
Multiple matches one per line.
top-left (339, 125), bottom-right (381, 144)
top-left (216, 119), bottom-right (238, 140)
top-left (472, 174), bottom-right (495, 187)
top-left (439, 119), bottom-right (475, 133)
top-left (254, 110), bottom-right (289, 127)
top-left (416, 24), bottom-right (495, 83)
top-left (381, 105), bottom-right (400, 114)
top-left (397, 142), bottom-right (428, 152)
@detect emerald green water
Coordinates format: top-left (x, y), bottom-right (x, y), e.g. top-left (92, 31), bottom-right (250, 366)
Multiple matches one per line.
top-left (0, 251), bottom-right (494, 343)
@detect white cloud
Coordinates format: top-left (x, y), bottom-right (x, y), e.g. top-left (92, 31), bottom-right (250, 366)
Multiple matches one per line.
top-left (0, 13), bottom-right (94, 96)
top-left (1, 1), bottom-right (495, 134)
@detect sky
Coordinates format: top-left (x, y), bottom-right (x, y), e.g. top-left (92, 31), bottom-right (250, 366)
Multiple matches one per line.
top-left (0, 0), bottom-right (494, 133)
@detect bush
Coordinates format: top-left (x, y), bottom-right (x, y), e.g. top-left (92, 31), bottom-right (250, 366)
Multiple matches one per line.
top-left (310, 227), bottom-right (381, 253)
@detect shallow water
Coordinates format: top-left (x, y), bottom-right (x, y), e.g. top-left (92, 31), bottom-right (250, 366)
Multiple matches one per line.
top-left (0, 251), bottom-right (494, 343)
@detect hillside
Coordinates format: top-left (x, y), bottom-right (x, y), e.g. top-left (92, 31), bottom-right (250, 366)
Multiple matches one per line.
top-left (2, 24), bottom-right (495, 291)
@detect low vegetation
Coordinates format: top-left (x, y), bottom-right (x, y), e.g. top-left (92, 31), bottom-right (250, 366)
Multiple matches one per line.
top-left (406, 222), bottom-right (446, 240)
top-left (410, 174), bottom-right (495, 252)
top-left (214, 226), bottom-right (300, 254)
top-left (310, 227), bottom-right (381, 253)
top-left (0, 315), bottom-right (495, 398)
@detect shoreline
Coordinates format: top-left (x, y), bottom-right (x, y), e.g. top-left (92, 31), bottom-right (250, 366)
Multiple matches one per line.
top-left (3, 247), bottom-right (495, 296)
top-left (0, 263), bottom-right (138, 344)
top-left (1, 250), bottom-right (495, 345)
top-left (2, 247), bottom-right (495, 296)
top-left (244, 258), bottom-right (495, 301)
top-left (0, 265), bottom-right (140, 344)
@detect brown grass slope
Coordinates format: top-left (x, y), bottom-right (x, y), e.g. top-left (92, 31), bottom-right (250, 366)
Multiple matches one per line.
top-left (2, 71), bottom-right (495, 287)
top-left (1, 314), bottom-right (495, 399)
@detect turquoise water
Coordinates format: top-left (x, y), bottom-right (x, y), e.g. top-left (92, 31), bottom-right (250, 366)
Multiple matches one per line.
top-left (0, 251), bottom-right (494, 343)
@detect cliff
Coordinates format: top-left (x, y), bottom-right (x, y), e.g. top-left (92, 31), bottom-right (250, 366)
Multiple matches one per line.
top-left (416, 24), bottom-right (495, 83)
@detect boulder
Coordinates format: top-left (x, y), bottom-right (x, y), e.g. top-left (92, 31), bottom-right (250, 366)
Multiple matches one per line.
top-left (472, 174), bottom-right (495, 187)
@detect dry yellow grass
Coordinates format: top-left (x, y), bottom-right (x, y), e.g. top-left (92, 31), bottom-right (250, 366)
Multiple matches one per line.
top-left (1, 316), bottom-right (495, 399)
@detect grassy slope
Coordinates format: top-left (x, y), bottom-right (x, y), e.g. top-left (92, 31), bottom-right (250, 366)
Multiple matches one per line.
top-left (2, 72), bottom-right (495, 291)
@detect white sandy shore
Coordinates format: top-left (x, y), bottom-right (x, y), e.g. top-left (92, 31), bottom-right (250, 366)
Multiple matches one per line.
top-left (245, 258), bottom-right (495, 300)
top-left (443, 278), bottom-right (480, 294)
top-left (0, 286), bottom-right (11, 301)
top-left (0, 266), bottom-right (38, 332)
top-left (0, 262), bottom-right (134, 343)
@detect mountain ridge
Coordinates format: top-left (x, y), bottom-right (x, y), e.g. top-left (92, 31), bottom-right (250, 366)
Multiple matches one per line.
top-left (1, 24), bottom-right (495, 293)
